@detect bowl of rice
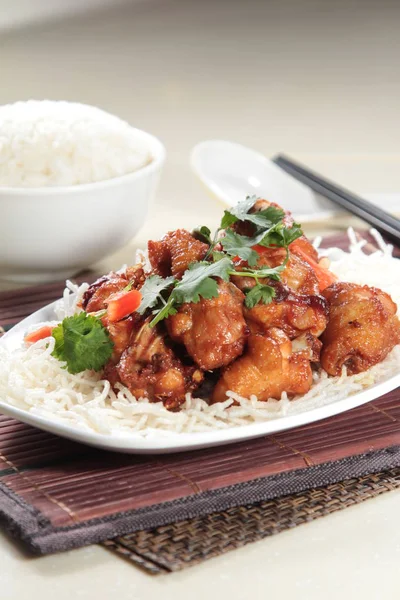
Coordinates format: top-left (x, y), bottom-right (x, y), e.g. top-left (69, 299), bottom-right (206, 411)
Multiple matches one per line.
top-left (0, 100), bottom-right (165, 283)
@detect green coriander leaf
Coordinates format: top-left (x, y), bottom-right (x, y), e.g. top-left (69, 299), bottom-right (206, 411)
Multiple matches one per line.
top-left (220, 195), bottom-right (257, 228)
top-left (282, 222), bottom-right (303, 246)
top-left (149, 296), bottom-right (178, 327)
top-left (220, 229), bottom-right (262, 267)
top-left (52, 322), bottom-right (65, 359)
top-left (192, 225), bottom-right (212, 245)
top-left (51, 312), bottom-right (114, 374)
top-left (172, 257), bottom-right (232, 304)
top-left (220, 210), bottom-right (238, 229)
top-left (220, 196), bottom-right (285, 230)
top-left (244, 205), bottom-right (285, 229)
top-left (259, 222), bottom-right (303, 248)
top-left (233, 249), bottom-right (289, 280)
top-left (244, 284), bottom-right (276, 308)
top-left (233, 264), bottom-right (284, 279)
top-left (177, 276), bottom-right (219, 303)
top-left (251, 262), bottom-right (287, 278)
top-left (138, 274), bottom-right (175, 315)
top-left (258, 222), bottom-right (285, 247)
top-left (212, 250), bottom-right (227, 262)
top-left (267, 273), bottom-right (281, 281)
top-left (148, 257), bottom-right (233, 326)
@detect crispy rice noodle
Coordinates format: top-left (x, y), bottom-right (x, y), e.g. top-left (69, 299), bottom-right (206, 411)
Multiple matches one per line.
top-left (1, 228), bottom-right (400, 438)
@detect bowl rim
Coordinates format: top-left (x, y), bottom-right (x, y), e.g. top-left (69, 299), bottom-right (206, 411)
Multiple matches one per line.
top-left (0, 127), bottom-right (166, 195)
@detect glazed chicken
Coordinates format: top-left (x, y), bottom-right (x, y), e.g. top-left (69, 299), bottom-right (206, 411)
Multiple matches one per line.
top-left (82, 265), bottom-right (145, 313)
top-left (321, 282), bottom-right (400, 376)
top-left (82, 266), bottom-right (145, 363)
top-left (244, 282), bottom-right (328, 341)
top-left (83, 264), bottom-right (204, 407)
top-left (234, 198), bottom-right (325, 295)
top-left (212, 328), bottom-right (313, 403)
top-left (116, 319), bottom-right (203, 410)
top-left (84, 198), bottom-right (400, 409)
top-left (148, 229), bottom-right (208, 279)
top-left (255, 247), bottom-right (320, 295)
top-left (106, 315), bottom-right (138, 362)
top-left (166, 280), bottom-right (248, 370)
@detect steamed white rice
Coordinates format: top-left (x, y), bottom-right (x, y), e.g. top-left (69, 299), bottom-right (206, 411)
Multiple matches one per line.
top-left (0, 100), bottom-right (152, 187)
top-left (0, 228), bottom-right (399, 437)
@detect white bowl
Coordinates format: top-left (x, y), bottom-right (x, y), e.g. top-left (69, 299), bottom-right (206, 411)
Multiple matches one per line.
top-left (0, 128), bottom-right (165, 283)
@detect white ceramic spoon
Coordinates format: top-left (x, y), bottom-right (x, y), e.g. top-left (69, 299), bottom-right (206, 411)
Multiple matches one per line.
top-left (190, 140), bottom-right (400, 223)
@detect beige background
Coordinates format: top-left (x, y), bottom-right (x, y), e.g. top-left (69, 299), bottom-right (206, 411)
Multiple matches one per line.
top-left (1, 0), bottom-right (400, 598)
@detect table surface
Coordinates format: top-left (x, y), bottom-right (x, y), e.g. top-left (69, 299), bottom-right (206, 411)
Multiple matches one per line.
top-left (1, 0), bottom-right (400, 598)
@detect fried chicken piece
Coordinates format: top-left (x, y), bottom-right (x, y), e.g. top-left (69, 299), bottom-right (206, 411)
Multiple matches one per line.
top-left (81, 267), bottom-right (146, 363)
top-left (103, 314), bottom-right (140, 362)
top-left (321, 282), bottom-right (400, 376)
top-left (166, 280), bottom-right (248, 370)
top-left (82, 265), bottom-right (145, 312)
top-left (148, 229), bottom-right (208, 279)
top-left (253, 200), bottom-right (319, 260)
top-left (212, 328), bottom-right (313, 403)
top-left (235, 197), bottom-right (318, 261)
top-left (291, 332), bottom-right (323, 363)
top-left (231, 246), bottom-right (319, 296)
top-left (244, 283), bottom-right (328, 340)
top-left (256, 248), bottom-right (320, 295)
top-left (232, 197), bottom-right (326, 293)
top-left (147, 240), bottom-right (170, 278)
top-left (115, 319), bottom-right (204, 409)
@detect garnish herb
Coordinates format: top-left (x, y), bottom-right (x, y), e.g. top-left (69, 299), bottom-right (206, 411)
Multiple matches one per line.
top-left (220, 229), bottom-right (263, 267)
top-left (173, 258), bottom-right (231, 304)
top-left (220, 195), bottom-right (285, 229)
top-left (142, 196), bottom-right (302, 325)
top-left (244, 284), bottom-right (276, 309)
top-left (258, 221), bottom-right (303, 248)
top-left (51, 312), bottom-right (114, 374)
top-left (138, 275), bottom-right (176, 314)
top-left (140, 259), bottom-right (232, 327)
top-left (192, 225), bottom-right (213, 245)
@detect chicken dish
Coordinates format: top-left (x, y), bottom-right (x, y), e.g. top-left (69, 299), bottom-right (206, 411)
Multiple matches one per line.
top-left (69, 197), bottom-right (400, 410)
top-left (24, 197), bottom-right (400, 413)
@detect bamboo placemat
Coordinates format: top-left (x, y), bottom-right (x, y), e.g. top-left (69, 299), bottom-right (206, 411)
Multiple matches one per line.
top-left (0, 231), bottom-right (400, 572)
top-left (104, 467), bottom-right (400, 573)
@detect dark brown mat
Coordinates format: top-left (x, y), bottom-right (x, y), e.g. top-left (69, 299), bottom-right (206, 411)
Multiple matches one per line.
top-left (104, 467), bottom-right (400, 573)
top-left (0, 231), bottom-right (400, 567)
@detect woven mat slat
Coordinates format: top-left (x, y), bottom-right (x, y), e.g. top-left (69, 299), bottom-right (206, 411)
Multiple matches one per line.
top-left (103, 467), bottom-right (400, 573)
top-left (1, 231), bottom-right (400, 573)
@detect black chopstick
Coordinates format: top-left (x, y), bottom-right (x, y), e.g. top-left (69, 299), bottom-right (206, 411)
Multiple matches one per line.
top-left (272, 154), bottom-right (400, 246)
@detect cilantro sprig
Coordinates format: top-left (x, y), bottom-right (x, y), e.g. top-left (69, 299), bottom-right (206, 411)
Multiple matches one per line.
top-left (220, 229), bottom-right (263, 267)
top-left (51, 312), bottom-right (114, 374)
top-left (221, 195), bottom-right (285, 229)
top-left (244, 283), bottom-right (276, 309)
top-left (257, 221), bottom-right (303, 249)
top-left (138, 195), bottom-right (303, 325)
top-left (138, 258), bottom-right (232, 327)
top-left (173, 258), bottom-right (231, 303)
top-left (138, 275), bottom-right (175, 314)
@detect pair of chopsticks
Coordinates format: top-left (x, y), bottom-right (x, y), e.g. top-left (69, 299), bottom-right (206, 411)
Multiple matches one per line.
top-left (272, 154), bottom-right (400, 246)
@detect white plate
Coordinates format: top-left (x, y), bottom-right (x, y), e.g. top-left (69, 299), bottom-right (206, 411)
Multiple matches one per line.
top-left (1, 301), bottom-right (400, 454)
top-left (190, 140), bottom-right (400, 223)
